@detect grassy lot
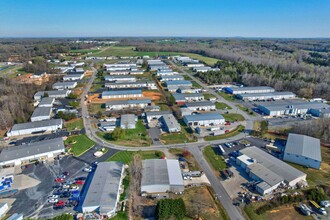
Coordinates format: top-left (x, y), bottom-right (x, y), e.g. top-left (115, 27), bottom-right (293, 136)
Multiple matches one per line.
top-left (90, 83), bottom-right (103, 92)
top-left (88, 103), bottom-right (106, 115)
top-left (180, 186), bottom-right (229, 220)
top-left (244, 202), bottom-right (313, 220)
top-left (120, 175), bottom-right (129, 201)
top-left (215, 102), bottom-right (232, 110)
top-left (217, 92), bottom-right (236, 101)
top-left (110, 211), bottom-right (128, 220)
top-left (191, 81), bottom-right (202, 88)
top-left (180, 53), bottom-right (219, 66)
top-left (154, 100), bottom-right (171, 111)
top-left (203, 146), bottom-right (227, 171)
top-left (204, 125), bottom-right (245, 141)
top-left (223, 113), bottom-right (245, 121)
top-left (65, 134), bottom-right (95, 156)
top-left (160, 125), bottom-right (197, 145)
top-left (69, 49), bottom-right (101, 54)
top-left (93, 46), bottom-right (179, 57)
top-left (183, 75), bottom-right (193, 81)
top-left (65, 118), bottom-right (84, 131)
top-left (236, 104), bottom-right (255, 115)
top-left (97, 120), bottom-right (152, 147)
top-left (169, 148), bottom-right (201, 171)
top-left (203, 93), bottom-right (216, 100)
top-left (107, 150), bottom-right (164, 164)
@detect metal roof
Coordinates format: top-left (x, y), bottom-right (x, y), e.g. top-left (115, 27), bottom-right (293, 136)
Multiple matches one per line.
top-left (184, 113), bottom-right (224, 122)
top-left (105, 75), bottom-right (136, 79)
top-left (31, 107), bottom-right (52, 118)
top-left (237, 91), bottom-right (296, 98)
top-left (52, 81), bottom-right (77, 87)
top-left (0, 137), bottom-right (64, 162)
top-left (165, 80), bottom-right (192, 86)
top-left (184, 101), bottom-right (215, 107)
top-left (120, 114), bottom-right (136, 127)
top-left (102, 89), bottom-right (142, 96)
top-left (106, 99), bottom-right (151, 106)
top-left (259, 100), bottom-right (329, 111)
top-left (240, 146), bottom-right (306, 183)
top-left (82, 162), bottom-right (124, 215)
top-left (146, 111), bottom-right (172, 117)
top-left (105, 81), bottom-right (154, 86)
top-left (161, 114), bottom-right (181, 131)
top-left (229, 86), bottom-right (274, 92)
top-left (248, 163), bottom-right (284, 187)
top-left (172, 93), bottom-right (204, 101)
top-left (161, 75), bottom-right (184, 79)
top-left (10, 119), bottom-right (63, 132)
top-left (141, 159), bottom-right (184, 189)
top-left (35, 90), bottom-right (70, 97)
top-left (285, 133), bottom-right (321, 161)
top-left (38, 97), bottom-right (55, 106)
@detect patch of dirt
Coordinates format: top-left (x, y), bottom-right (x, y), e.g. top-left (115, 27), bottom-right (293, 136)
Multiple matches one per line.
top-left (143, 91), bottom-right (162, 101)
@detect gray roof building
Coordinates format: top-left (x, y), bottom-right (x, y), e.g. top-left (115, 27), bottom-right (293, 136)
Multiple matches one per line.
top-left (82, 162), bottom-right (124, 217)
top-left (52, 81), bottom-right (77, 90)
top-left (183, 113), bottom-right (225, 127)
top-left (0, 138), bottom-right (65, 166)
top-left (184, 101), bottom-right (215, 108)
top-left (141, 159), bottom-right (184, 194)
top-left (38, 97), bottom-right (55, 107)
top-left (102, 89), bottom-right (143, 99)
top-left (236, 91), bottom-right (296, 101)
top-left (30, 107), bottom-right (52, 122)
top-left (225, 86), bottom-right (275, 94)
top-left (160, 114), bottom-right (181, 133)
top-left (284, 133), bottom-right (321, 169)
top-left (120, 114), bottom-right (136, 129)
top-left (34, 90), bottom-right (71, 100)
top-left (145, 111), bottom-right (172, 122)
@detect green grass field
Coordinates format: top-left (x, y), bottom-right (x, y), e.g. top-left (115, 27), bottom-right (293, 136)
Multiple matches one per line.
top-left (217, 92), bottom-right (236, 101)
top-left (191, 81), bottom-right (202, 88)
top-left (65, 134), bottom-right (95, 156)
top-left (223, 113), bottom-right (245, 121)
top-left (107, 150), bottom-right (164, 164)
top-left (204, 125), bottom-right (245, 141)
top-left (203, 146), bottom-right (227, 171)
top-left (97, 120), bottom-right (152, 147)
top-left (160, 128), bottom-right (196, 145)
top-left (180, 53), bottom-right (219, 66)
top-left (110, 211), bottom-right (128, 220)
top-left (215, 102), bottom-right (232, 110)
top-left (65, 118), bottom-right (84, 131)
top-left (69, 49), bottom-right (101, 54)
top-left (203, 93), bottom-right (216, 100)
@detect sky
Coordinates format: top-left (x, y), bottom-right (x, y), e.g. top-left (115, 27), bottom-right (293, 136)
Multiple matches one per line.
top-left (0, 0), bottom-right (329, 38)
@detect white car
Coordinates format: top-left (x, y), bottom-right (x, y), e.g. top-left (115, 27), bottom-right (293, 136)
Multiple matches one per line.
top-left (48, 198), bottom-right (58, 203)
top-left (48, 195), bottom-right (58, 199)
top-left (83, 167), bottom-right (92, 172)
top-left (70, 185), bottom-right (79, 190)
top-left (62, 184), bottom-right (70, 189)
top-left (321, 200), bottom-right (330, 208)
top-left (319, 208), bottom-right (327, 215)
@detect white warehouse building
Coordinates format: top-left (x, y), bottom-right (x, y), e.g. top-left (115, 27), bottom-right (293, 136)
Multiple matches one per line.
top-left (183, 113), bottom-right (225, 127)
top-left (283, 133), bottom-right (321, 169)
top-left (102, 90), bottom-right (143, 99)
top-left (236, 91), bottom-right (296, 101)
top-left (225, 86), bottom-right (275, 95)
top-left (30, 107), bottom-right (52, 122)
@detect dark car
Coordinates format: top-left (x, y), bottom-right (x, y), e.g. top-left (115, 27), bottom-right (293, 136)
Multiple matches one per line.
top-left (60, 191), bottom-right (71, 198)
top-left (63, 171), bottom-right (69, 176)
top-left (75, 177), bottom-right (86, 181)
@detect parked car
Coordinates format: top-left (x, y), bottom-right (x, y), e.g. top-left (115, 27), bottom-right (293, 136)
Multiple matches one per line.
top-left (83, 167), bottom-right (92, 172)
top-left (55, 178), bottom-right (65, 183)
top-left (48, 198), bottom-right (58, 203)
top-left (63, 171), bottom-right (69, 176)
top-left (75, 177), bottom-right (86, 181)
top-left (62, 184), bottom-right (70, 189)
top-left (75, 180), bottom-right (85, 185)
top-left (70, 185), bottom-right (79, 190)
top-left (58, 174), bottom-right (66, 179)
top-left (48, 195), bottom-right (59, 199)
top-left (321, 200), bottom-right (330, 207)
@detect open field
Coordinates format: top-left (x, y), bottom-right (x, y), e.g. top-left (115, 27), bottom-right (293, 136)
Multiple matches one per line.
top-left (107, 150), bottom-right (164, 164)
top-left (181, 186), bottom-right (229, 220)
top-left (160, 125), bottom-right (197, 145)
top-left (203, 146), bottom-right (227, 172)
top-left (169, 148), bottom-right (201, 171)
top-left (180, 53), bottom-right (219, 66)
top-left (204, 125), bottom-right (245, 141)
top-left (223, 113), bottom-right (245, 121)
top-left (217, 92), bottom-right (236, 101)
top-left (64, 118), bottom-right (84, 131)
top-left (64, 134), bottom-right (95, 156)
top-left (236, 104), bottom-right (255, 115)
top-left (69, 49), bottom-right (101, 54)
top-left (215, 102), bottom-right (232, 110)
top-left (88, 103), bottom-right (106, 114)
top-left (142, 91), bottom-right (162, 101)
top-left (97, 120), bottom-right (152, 147)
top-left (203, 93), bottom-right (216, 100)
top-left (110, 211), bottom-right (128, 220)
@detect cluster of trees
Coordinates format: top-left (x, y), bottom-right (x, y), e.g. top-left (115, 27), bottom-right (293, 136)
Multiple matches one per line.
top-left (156, 198), bottom-right (186, 220)
top-left (303, 52), bottom-right (330, 67)
top-left (110, 128), bottom-right (126, 140)
top-left (128, 154), bottom-right (143, 217)
top-left (291, 118), bottom-right (330, 143)
top-left (57, 112), bottom-right (77, 121)
top-left (23, 57), bottom-right (59, 74)
top-left (255, 187), bottom-right (327, 215)
top-left (0, 77), bottom-right (58, 130)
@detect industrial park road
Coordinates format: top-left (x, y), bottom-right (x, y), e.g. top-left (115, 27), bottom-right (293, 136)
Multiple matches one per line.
top-left (189, 146), bottom-right (245, 220)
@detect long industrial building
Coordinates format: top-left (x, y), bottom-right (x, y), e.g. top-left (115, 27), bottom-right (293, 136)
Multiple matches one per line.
top-left (7, 119), bottom-right (63, 137)
top-left (172, 93), bottom-right (204, 105)
top-left (30, 107), bottom-right (52, 122)
top-left (141, 159), bottom-right (184, 195)
top-left (258, 100), bottom-right (329, 116)
top-left (34, 90), bottom-right (71, 101)
top-left (225, 86), bottom-right (275, 94)
top-left (0, 138), bottom-right (65, 167)
top-left (236, 147), bottom-right (306, 195)
top-left (184, 101), bottom-right (216, 111)
top-left (284, 134), bottom-right (321, 169)
top-left (106, 99), bottom-right (151, 110)
top-left (102, 90), bottom-right (143, 99)
top-left (160, 114), bottom-right (181, 133)
top-left (183, 113), bottom-right (225, 127)
top-left (105, 81), bottom-right (156, 90)
top-left (104, 75), bottom-right (136, 82)
top-left (82, 162), bottom-right (124, 217)
top-left (52, 81), bottom-right (77, 90)
top-left (236, 91), bottom-right (296, 101)
top-left (38, 97), bottom-right (55, 107)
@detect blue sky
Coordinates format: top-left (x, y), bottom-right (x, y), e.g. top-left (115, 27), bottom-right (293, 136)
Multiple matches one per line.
top-left (0, 0), bottom-right (329, 38)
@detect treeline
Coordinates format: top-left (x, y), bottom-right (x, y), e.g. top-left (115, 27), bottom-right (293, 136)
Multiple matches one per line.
top-left (156, 198), bottom-right (186, 220)
top-left (291, 118), bottom-right (330, 143)
top-left (23, 57), bottom-right (59, 74)
top-left (0, 77), bottom-right (59, 130)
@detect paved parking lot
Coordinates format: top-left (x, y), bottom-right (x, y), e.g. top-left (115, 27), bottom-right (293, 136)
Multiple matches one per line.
top-left (148, 127), bottom-right (162, 145)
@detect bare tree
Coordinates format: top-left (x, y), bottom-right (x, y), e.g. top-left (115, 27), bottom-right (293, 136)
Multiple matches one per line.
top-left (128, 153), bottom-right (143, 219)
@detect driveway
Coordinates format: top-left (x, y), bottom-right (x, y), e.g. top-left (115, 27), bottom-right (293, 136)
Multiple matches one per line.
top-left (148, 128), bottom-right (162, 145)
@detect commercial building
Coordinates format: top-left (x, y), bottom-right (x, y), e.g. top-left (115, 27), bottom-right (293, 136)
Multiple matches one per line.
top-left (284, 133), bottom-right (321, 169)
top-left (0, 138), bottom-right (65, 167)
top-left (183, 113), bottom-right (225, 127)
top-left (186, 63), bottom-right (204, 68)
top-left (52, 81), bottom-right (77, 90)
top-left (120, 114), bottom-right (136, 129)
top-left (106, 99), bottom-right (151, 110)
top-left (145, 111), bottom-right (172, 123)
top-left (156, 71), bottom-right (178, 76)
top-left (7, 119), bottom-right (63, 137)
top-left (104, 63), bottom-right (136, 71)
top-left (258, 100), bottom-right (329, 116)
top-left (309, 108), bottom-right (330, 118)
top-left (177, 87), bottom-right (202, 94)
top-left (160, 75), bottom-right (184, 82)
top-left (38, 97), bottom-right (55, 107)
top-left (34, 90), bottom-right (71, 101)
top-left (63, 72), bottom-right (84, 81)
top-left (30, 107), bottom-right (52, 122)
top-left (160, 114), bottom-right (181, 133)
top-left (102, 90), bottom-right (143, 99)
top-left (104, 75), bottom-right (136, 82)
top-left (184, 101), bottom-right (216, 111)
top-left (236, 92), bottom-right (296, 101)
top-left (172, 93), bottom-right (204, 105)
top-left (82, 162), bottom-right (124, 217)
top-left (98, 121), bottom-right (117, 132)
top-left (141, 159), bottom-right (184, 195)
top-left (166, 80), bottom-right (193, 92)
top-left (193, 66), bottom-right (220, 72)
top-left (105, 81), bottom-right (156, 90)
top-left (225, 86), bottom-right (275, 95)
top-left (237, 147), bottom-right (306, 195)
